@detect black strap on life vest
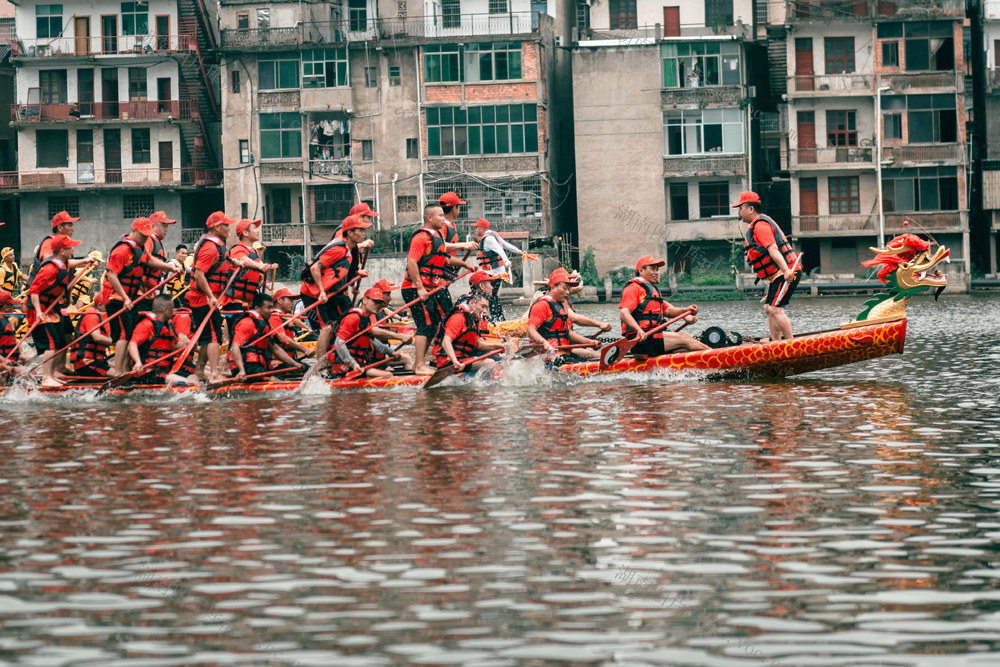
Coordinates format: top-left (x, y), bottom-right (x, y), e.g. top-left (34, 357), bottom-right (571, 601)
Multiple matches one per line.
top-left (225, 242), bottom-right (264, 303)
top-left (230, 310), bottom-right (272, 366)
top-left (411, 228), bottom-right (449, 286)
top-left (107, 235), bottom-right (147, 299)
top-left (622, 277), bottom-right (664, 336)
top-left (32, 257), bottom-right (70, 310)
top-left (477, 231), bottom-right (503, 271)
top-left (534, 295), bottom-right (571, 347)
top-left (744, 215), bottom-right (796, 283)
top-left (138, 313), bottom-right (177, 370)
top-left (70, 312), bottom-right (107, 365)
top-left (189, 235), bottom-right (230, 295)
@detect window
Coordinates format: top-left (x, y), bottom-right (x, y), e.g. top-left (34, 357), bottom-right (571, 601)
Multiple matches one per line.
top-left (256, 8), bottom-right (270, 29)
top-left (303, 48), bottom-right (349, 88)
top-left (398, 195), bottom-right (418, 212)
top-left (661, 42), bottom-right (740, 88)
top-left (489, 0), bottom-right (508, 13)
top-left (348, 0), bottom-right (367, 31)
top-left (825, 37), bottom-right (855, 74)
top-left (365, 66), bottom-right (377, 87)
top-left (241, 203), bottom-right (249, 219)
top-left (123, 194), bottom-right (155, 218)
top-left (424, 45), bottom-right (462, 83)
top-left (608, 0), bottom-right (636, 29)
top-left (258, 53), bottom-right (299, 90)
top-left (36, 5), bottom-right (62, 39)
top-left (884, 113), bottom-right (902, 140)
top-left (442, 0), bottom-right (461, 29)
top-left (882, 167), bottom-right (959, 211)
top-left (39, 70), bottom-right (68, 104)
top-left (231, 70), bottom-right (241, 94)
top-left (705, 0), bottom-right (733, 27)
top-left (466, 42), bottom-right (522, 82)
top-left (576, 0), bottom-right (590, 33)
top-left (668, 182), bottom-right (689, 221)
top-left (826, 110), bottom-right (857, 146)
top-left (240, 139), bottom-right (250, 164)
top-left (260, 112), bottom-right (302, 159)
top-left (406, 138), bottom-right (418, 158)
top-left (36, 130), bottom-right (69, 168)
top-left (389, 65), bottom-right (401, 86)
top-left (828, 176), bottom-right (860, 214)
top-left (121, 2), bottom-right (148, 36)
top-left (361, 140), bottom-right (373, 160)
top-left (698, 182), bottom-right (729, 218)
top-left (237, 12), bottom-right (249, 30)
top-left (49, 196), bottom-right (79, 218)
top-left (131, 128), bottom-right (151, 163)
top-left (128, 67), bottom-right (147, 100)
top-left (314, 184), bottom-right (354, 222)
top-left (663, 108), bottom-right (744, 155)
top-left (426, 104), bottom-right (539, 157)
top-left (883, 94), bottom-right (957, 143)
top-left (902, 21), bottom-right (953, 71)
top-left (882, 41), bottom-right (899, 67)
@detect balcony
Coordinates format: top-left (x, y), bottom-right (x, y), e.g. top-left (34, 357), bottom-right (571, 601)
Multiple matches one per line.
top-left (876, 0), bottom-right (964, 20)
top-left (0, 167), bottom-right (222, 191)
top-left (661, 85), bottom-right (743, 108)
top-left (884, 211), bottom-right (964, 231)
top-left (988, 0), bottom-right (1000, 19)
top-left (662, 154), bottom-right (746, 176)
top-left (11, 100), bottom-right (191, 124)
top-left (261, 223), bottom-right (306, 245)
top-left (879, 71), bottom-right (961, 91)
top-left (220, 27), bottom-right (302, 49)
top-left (882, 144), bottom-right (964, 165)
top-left (789, 74), bottom-right (874, 96)
top-left (308, 158), bottom-right (352, 178)
top-left (794, 214), bottom-right (876, 235)
top-left (257, 91), bottom-right (301, 109)
top-left (10, 33), bottom-right (195, 60)
top-left (259, 160), bottom-right (304, 182)
top-left (424, 155), bottom-right (540, 173)
top-left (788, 146), bottom-right (875, 170)
top-left (577, 22), bottom-right (747, 42)
top-left (988, 68), bottom-right (1000, 92)
top-left (787, 0), bottom-right (872, 22)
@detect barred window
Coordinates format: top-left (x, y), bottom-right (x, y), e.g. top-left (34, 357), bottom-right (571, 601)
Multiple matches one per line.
top-left (302, 48), bottom-right (349, 88)
top-left (48, 196), bottom-right (79, 218)
top-left (488, 0), bottom-right (508, 13)
top-left (397, 195), bottom-right (418, 212)
top-left (426, 104), bottom-right (538, 157)
top-left (123, 194), bottom-right (155, 219)
top-left (442, 0), bottom-right (460, 28)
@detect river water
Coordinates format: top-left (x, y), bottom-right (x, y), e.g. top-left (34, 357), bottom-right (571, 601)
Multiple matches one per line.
top-left (2, 294), bottom-right (1000, 666)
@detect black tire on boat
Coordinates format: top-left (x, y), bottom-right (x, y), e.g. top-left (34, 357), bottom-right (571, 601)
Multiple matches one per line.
top-left (700, 327), bottom-right (729, 349)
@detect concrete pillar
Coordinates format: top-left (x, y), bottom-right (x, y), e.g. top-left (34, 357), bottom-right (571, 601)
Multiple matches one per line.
top-left (603, 275), bottom-right (613, 303)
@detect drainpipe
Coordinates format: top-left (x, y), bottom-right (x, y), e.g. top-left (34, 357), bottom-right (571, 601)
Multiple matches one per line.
top-left (374, 171), bottom-right (381, 230)
top-left (415, 47), bottom-right (425, 210)
top-left (391, 173), bottom-right (398, 229)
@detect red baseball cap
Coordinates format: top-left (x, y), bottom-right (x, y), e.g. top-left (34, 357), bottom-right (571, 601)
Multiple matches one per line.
top-left (731, 191), bottom-right (762, 208)
top-left (373, 279), bottom-right (398, 292)
top-left (469, 270), bottom-right (501, 285)
top-left (52, 210), bottom-right (80, 228)
top-left (635, 255), bottom-right (666, 272)
top-left (206, 211), bottom-right (233, 228)
top-left (439, 192), bottom-right (466, 207)
top-left (51, 234), bottom-right (81, 252)
top-left (132, 217), bottom-right (155, 235)
top-left (149, 210), bottom-right (177, 225)
top-left (473, 218), bottom-right (490, 229)
top-left (363, 287), bottom-right (389, 303)
top-left (548, 267), bottom-right (580, 288)
top-left (272, 287), bottom-right (296, 300)
top-left (350, 202), bottom-right (379, 218)
top-left (341, 214), bottom-right (372, 232)
top-left (0, 289), bottom-right (22, 306)
top-left (236, 218), bottom-right (262, 236)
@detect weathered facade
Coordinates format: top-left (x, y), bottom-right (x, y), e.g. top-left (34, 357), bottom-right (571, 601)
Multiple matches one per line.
top-left (980, 0), bottom-right (1000, 271)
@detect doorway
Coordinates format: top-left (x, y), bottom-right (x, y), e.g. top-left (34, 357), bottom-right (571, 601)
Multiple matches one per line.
top-left (159, 141), bottom-right (173, 181)
top-left (155, 15), bottom-right (170, 51)
top-left (101, 68), bottom-right (119, 119)
top-left (101, 15), bottom-right (118, 54)
top-left (157, 78), bottom-right (171, 114)
top-left (104, 128), bottom-right (122, 183)
top-left (74, 17), bottom-right (90, 56)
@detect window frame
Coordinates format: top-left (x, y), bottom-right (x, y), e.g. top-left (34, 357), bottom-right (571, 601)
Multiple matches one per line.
top-left (698, 181), bottom-right (730, 218)
top-left (131, 128), bottom-right (151, 163)
top-left (258, 52), bottom-right (300, 91)
top-left (826, 110), bottom-right (857, 147)
top-left (663, 108), bottom-right (744, 156)
top-left (239, 139), bottom-right (250, 164)
top-left (424, 44), bottom-right (463, 83)
top-left (828, 175), bottom-right (860, 214)
top-left (123, 193), bottom-right (155, 219)
top-left (425, 104), bottom-right (539, 157)
top-left (231, 70), bottom-right (241, 94)
top-left (36, 4), bottom-right (63, 40)
top-left (302, 48), bottom-right (349, 88)
top-left (466, 42), bottom-right (523, 82)
top-left (824, 37), bottom-right (856, 74)
top-left (608, 0), bottom-right (637, 30)
top-left (121, 2), bottom-right (148, 37)
top-left (882, 166), bottom-right (959, 212)
top-left (36, 129), bottom-right (69, 168)
top-left (660, 41), bottom-right (740, 89)
top-left (259, 112), bottom-right (302, 160)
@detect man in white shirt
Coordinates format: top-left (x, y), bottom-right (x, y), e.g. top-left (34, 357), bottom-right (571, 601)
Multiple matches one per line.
top-left (472, 218), bottom-right (523, 322)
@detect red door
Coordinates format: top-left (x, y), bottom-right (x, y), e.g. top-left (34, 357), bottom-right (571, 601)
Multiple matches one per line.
top-left (799, 177), bottom-right (818, 231)
top-left (663, 7), bottom-right (680, 37)
top-left (795, 38), bottom-right (814, 91)
top-left (797, 111), bottom-right (816, 164)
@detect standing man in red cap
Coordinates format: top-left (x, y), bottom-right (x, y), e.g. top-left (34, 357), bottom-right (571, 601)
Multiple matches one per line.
top-left (28, 210), bottom-right (79, 283)
top-left (619, 256), bottom-right (707, 355)
top-left (188, 211), bottom-right (233, 384)
top-left (138, 210), bottom-right (178, 312)
top-left (223, 218), bottom-right (279, 310)
top-left (733, 191), bottom-right (800, 340)
top-left (438, 191), bottom-right (466, 250)
top-left (329, 285), bottom-right (413, 378)
top-left (102, 217), bottom-right (177, 376)
top-left (472, 218), bottom-right (524, 322)
top-left (27, 234), bottom-right (98, 386)
top-left (527, 268), bottom-right (606, 364)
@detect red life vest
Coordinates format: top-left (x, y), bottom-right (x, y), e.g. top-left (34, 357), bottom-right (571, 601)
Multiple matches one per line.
top-left (744, 214), bottom-right (797, 282)
top-left (228, 310), bottom-right (272, 368)
top-left (407, 228), bottom-right (449, 287)
top-left (171, 310), bottom-right (197, 375)
top-left (225, 242), bottom-right (264, 304)
top-left (335, 307), bottom-right (380, 365)
top-left (32, 257), bottom-right (70, 312)
top-left (621, 277), bottom-right (664, 337)
top-left (27, 233), bottom-right (56, 284)
top-left (533, 295), bottom-right (571, 347)
top-left (189, 235), bottom-right (231, 296)
top-left (477, 231), bottom-right (503, 271)
top-left (137, 312), bottom-right (177, 371)
top-left (0, 316), bottom-right (16, 359)
top-left (144, 234), bottom-right (166, 292)
top-left (106, 235), bottom-right (147, 299)
top-left (70, 311), bottom-right (109, 369)
top-left (456, 292), bottom-right (490, 336)
top-left (301, 238), bottom-right (355, 292)
top-left (431, 305), bottom-right (480, 364)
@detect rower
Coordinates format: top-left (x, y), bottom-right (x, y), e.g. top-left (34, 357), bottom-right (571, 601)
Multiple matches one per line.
top-left (0, 247), bottom-right (24, 293)
top-left (228, 293), bottom-right (303, 382)
top-left (127, 295), bottom-right (199, 386)
top-left (27, 210), bottom-right (78, 284)
top-left (330, 204), bottom-right (378, 252)
top-left (472, 218), bottom-right (523, 322)
top-left (100, 217), bottom-right (176, 376)
top-left (619, 255), bottom-right (707, 355)
top-left (138, 211), bottom-right (178, 312)
top-left (270, 287), bottom-right (313, 359)
top-left (526, 268), bottom-right (604, 365)
top-left (457, 271), bottom-right (500, 339)
top-left (299, 214), bottom-right (370, 365)
top-left (26, 234), bottom-right (98, 387)
top-left (166, 244), bottom-right (189, 305)
top-left (69, 292), bottom-right (114, 378)
top-left (188, 211), bottom-right (233, 384)
top-left (432, 292), bottom-right (504, 372)
top-left (401, 203), bottom-right (477, 376)
top-left (329, 286), bottom-right (413, 379)
top-left (0, 289), bottom-right (23, 374)
top-left (223, 218), bottom-right (278, 311)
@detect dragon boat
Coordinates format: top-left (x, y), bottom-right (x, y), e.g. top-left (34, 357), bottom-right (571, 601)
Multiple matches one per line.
top-left (30, 234), bottom-right (947, 395)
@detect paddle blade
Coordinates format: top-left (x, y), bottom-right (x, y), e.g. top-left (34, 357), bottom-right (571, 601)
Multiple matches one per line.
top-left (422, 365), bottom-right (457, 389)
top-left (599, 338), bottom-right (633, 372)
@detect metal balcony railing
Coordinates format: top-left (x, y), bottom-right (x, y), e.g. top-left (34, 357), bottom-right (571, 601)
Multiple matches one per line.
top-left (759, 111), bottom-right (781, 132)
top-left (261, 224), bottom-right (306, 245)
top-left (308, 158), bottom-right (352, 178)
top-left (11, 100), bottom-right (192, 123)
top-left (879, 71), bottom-right (960, 91)
top-left (794, 214), bottom-right (875, 233)
top-left (10, 33), bottom-right (195, 58)
top-left (884, 211), bottom-right (964, 230)
top-left (661, 85), bottom-right (743, 107)
top-left (0, 167), bottom-right (221, 190)
top-left (791, 73), bottom-right (874, 93)
top-left (789, 146), bottom-right (874, 168)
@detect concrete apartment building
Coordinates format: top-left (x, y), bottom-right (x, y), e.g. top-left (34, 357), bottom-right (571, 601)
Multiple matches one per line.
top-left (764, 0), bottom-right (969, 277)
top-left (214, 0), bottom-right (573, 271)
top-left (3, 0), bottom-right (221, 258)
top-left (572, 0), bottom-right (758, 276)
top-left (978, 0), bottom-right (1000, 272)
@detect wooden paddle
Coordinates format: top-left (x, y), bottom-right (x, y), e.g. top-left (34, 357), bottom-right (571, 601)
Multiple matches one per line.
top-left (205, 365), bottom-right (301, 391)
top-left (598, 308), bottom-right (694, 371)
top-left (423, 346), bottom-right (507, 389)
top-left (342, 340), bottom-right (410, 380)
top-left (771, 252), bottom-right (803, 307)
